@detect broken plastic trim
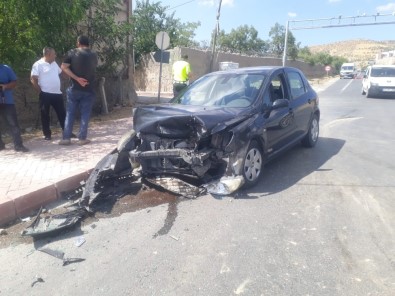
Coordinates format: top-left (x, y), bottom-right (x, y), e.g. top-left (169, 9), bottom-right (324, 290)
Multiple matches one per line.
top-left (21, 207), bottom-right (86, 238)
top-left (144, 176), bottom-right (206, 199)
top-left (203, 176), bottom-right (245, 196)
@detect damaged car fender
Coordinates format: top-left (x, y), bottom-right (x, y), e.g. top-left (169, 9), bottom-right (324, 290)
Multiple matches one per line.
top-left (80, 129), bottom-right (138, 206)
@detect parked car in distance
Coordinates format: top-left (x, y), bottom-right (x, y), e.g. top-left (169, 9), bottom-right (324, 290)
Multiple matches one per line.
top-left (362, 65), bottom-right (395, 98)
top-left (84, 66), bottom-right (320, 200)
top-left (340, 62), bottom-right (357, 79)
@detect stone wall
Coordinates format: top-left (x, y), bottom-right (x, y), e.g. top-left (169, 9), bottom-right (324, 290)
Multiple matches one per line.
top-left (134, 47), bottom-right (330, 93)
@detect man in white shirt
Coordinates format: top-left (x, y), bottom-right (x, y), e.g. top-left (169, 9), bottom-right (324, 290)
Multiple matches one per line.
top-left (31, 47), bottom-right (66, 140)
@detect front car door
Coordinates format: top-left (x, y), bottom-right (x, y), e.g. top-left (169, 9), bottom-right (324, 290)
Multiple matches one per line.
top-left (263, 70), bottom-right (297, 156)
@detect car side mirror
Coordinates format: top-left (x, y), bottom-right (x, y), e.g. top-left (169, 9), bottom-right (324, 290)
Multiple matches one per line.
top-left (272, 98), bottom-right (289, 109)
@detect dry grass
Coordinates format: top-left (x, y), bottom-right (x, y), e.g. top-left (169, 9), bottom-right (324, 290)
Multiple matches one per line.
top-left (309, 39), bottom-right (395, 68)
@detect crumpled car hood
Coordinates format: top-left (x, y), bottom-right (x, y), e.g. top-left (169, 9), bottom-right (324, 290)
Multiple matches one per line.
top-left (133, 104), bottom-right (251, 137)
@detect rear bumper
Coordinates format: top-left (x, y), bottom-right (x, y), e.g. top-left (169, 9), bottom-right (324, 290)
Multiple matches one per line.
top-left (340, 73), bottom-right (355, 78)
top-left (369, 85), bottom-right (395, 95)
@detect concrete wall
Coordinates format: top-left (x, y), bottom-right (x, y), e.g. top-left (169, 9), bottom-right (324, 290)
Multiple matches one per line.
top-left (134, 47), bottom-right (330, 92)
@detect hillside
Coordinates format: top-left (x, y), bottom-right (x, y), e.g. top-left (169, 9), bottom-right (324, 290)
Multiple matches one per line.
top-left (309, 39), bottom-right (395, 68)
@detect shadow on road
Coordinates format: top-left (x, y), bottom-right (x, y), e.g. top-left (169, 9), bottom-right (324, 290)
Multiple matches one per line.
top-left (239, 137), bottom-right (345, 197)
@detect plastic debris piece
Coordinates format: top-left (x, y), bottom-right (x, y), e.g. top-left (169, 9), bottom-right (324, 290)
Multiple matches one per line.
top-left (170, 235), bottom-right (179, 241)
top-left (31, 277), bottom-right (44, 287)
top-left (63, 257), bottom-right (86, 266)
top-left (74, 236), bottom-right (86, 247)
top-left (38, 247), bottom-right (65, 260)
top-left (204, 176), bottom-right (244, 196)
top-left (21, 207), bottom-right (86, 238)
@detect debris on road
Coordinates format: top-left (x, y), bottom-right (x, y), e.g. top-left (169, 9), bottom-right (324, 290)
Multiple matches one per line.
top-left (21, 207), bottom-right (86, 238)
top-left (170, 235), bottom-right (179, 241)
top-left (62, 257), bottom-right (86, 266)
top-left (31, 277), bottom-right (44, 287)
top-left (38, 247), bottom-right (85, 266)
top-left (38, 247), bottom-right (65, 260)
top-left (74, 236), bottom-right (86, 247)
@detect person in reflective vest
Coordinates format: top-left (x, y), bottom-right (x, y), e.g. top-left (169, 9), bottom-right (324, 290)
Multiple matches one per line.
top-left (172, 55), bottom-right (191, 97)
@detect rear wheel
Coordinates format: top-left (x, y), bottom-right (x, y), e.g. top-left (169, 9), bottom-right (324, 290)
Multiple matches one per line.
top-left (366, 87), bottom-right (372, 98)
top-left (242, 140), bottom-right (263, 188)
top-left (302, 114), bottom-right (319, 147)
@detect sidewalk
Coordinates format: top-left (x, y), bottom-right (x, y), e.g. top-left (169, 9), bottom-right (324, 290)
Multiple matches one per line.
top-left (0, 93), bottom-right (172, 226)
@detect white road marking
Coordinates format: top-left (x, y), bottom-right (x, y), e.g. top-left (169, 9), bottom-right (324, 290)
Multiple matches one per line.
top-left (341, 79), bottom-right (354, 93)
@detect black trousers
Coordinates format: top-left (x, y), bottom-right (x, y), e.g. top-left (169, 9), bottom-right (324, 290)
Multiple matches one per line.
top-left (173, 82), bottom-right (188, 97)
top-left (0, 103), bottom-right (24, 148)
top-left (39, 91), bottom-right (66, 137)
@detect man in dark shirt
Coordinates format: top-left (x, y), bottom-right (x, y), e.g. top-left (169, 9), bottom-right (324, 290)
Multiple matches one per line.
top-left (59, 35), bottom-right (98, 146)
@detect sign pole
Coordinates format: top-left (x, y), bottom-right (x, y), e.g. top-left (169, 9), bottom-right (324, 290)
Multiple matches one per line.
top-left (157, 33), bottom-right (164, 102)
top-left (155, 31), bottom-right (170, 102)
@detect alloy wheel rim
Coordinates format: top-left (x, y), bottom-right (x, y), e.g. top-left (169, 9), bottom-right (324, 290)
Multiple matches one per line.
top-left (244, 148), bottom-right (262, 181)
top-left (311, 118), bottom-right (319, 141)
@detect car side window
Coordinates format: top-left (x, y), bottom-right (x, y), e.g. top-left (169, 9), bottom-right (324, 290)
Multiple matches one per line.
top-left (268, 74), bottom-right (286, 103)
top-left (287, 71), bottom-right (306, 98)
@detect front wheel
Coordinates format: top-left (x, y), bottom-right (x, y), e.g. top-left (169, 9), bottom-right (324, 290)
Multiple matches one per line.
top-left (302, 114), bottom-right (319, 147)
top-left (242, 140), bottom-right (263, 188)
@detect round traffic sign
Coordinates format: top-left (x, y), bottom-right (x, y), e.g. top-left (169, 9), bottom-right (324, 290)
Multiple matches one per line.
top-left (155, 31), bottom-right (170, 50)
top-left (325, 65), bottom-right (331, 72)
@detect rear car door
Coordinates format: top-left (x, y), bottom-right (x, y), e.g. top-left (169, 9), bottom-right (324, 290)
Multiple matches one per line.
top-left (285, 69), bottom-right (315, 139)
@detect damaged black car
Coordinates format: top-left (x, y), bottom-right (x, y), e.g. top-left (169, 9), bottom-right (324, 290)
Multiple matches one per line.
top-left (88, 66), bottom-right (320, 200)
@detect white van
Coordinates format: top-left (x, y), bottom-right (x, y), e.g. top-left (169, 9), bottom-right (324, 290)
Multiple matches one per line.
top-left (340, 63), bottom-right (356, 79)
top-left (362, 65), bottom-right (395, 98)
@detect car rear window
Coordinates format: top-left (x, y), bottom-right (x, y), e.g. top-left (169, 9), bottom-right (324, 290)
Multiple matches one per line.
top-left (371, 67), bottom-right (395, 77)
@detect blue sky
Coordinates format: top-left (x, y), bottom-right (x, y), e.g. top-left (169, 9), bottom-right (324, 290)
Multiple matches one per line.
top-left (153, 0), bottom-right (395, 46)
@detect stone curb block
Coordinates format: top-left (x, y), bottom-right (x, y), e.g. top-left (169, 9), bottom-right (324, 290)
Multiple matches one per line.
top-left (0, 198), bottom-right (17, 227)
top-left (55, 170), bottom-right (90, 198)
top-left (14, 185), bottom-right (58, 218)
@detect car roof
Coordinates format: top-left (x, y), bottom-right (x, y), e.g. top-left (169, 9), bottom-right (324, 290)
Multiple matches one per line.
top-left (370, 65), bottom-right (395, 68)
top-left (212, 66), bottom-right (301, 75)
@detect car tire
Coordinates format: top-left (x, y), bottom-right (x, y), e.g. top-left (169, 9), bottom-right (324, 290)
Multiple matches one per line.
top-left (242, 140), bottom-right (263, 188)
top-left (366, 88), bottom-right (372, 98)
top-left (361, 87), bottom-right (366, 95)
top-left (302, 114), bottom-right (319, 148)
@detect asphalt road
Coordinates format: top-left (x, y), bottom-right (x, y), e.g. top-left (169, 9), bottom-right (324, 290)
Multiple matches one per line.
top-left (1, 78), bottom-right (394, 295)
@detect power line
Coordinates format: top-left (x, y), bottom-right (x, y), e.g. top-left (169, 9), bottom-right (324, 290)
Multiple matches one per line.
top-left (165, 0), bottom-right (195, 12)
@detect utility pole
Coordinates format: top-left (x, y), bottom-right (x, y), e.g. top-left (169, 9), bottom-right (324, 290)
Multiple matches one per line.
top-left (282, 20), bottom-right (289, 67)
top-left (209, 0), bottom-right (222, 72)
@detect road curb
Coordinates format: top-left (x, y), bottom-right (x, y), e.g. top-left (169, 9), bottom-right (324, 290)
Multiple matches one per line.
top-left (0, 169), bottom-right (92, 227)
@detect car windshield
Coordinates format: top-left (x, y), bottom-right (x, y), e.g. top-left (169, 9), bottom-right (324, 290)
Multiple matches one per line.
top-left (342, 66), bottom-right (354, 70)
top-left (171, 72), bottom-right (266, 107)
top-left (370, 67), bottom-right (395, 77)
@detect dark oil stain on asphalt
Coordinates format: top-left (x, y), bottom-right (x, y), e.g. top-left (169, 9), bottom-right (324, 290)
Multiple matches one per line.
top-left (1, 181), bottom-right (182, 249)
top-left (86, 183), bottom-right (182, 239)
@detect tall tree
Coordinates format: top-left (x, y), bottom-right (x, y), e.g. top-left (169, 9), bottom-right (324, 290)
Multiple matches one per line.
top-left (132, 0), bottom-right (200, 64)
top-left (0, 0), bottom-right (132, 75)
top-left (218, 25), bottom-right (267, 55)
top-left (0, 0), bottom-right (89, 72)
top-left (268, 23), bottom-right (299, 60)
